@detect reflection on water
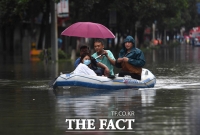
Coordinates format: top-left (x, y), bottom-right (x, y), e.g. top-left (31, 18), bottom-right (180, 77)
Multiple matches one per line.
top-left (0, 45), bottom-right (200, 135)
top-left (0, 85), bottom-right (56, 135)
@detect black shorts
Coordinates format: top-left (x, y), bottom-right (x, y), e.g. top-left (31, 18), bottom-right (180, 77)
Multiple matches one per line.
top-left (93, 68), bottom-right (104, 76)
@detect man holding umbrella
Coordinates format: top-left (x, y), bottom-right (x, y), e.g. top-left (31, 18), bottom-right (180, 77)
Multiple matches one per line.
top-left (92, 38), bottom-right (116, 76)
top-left (61, 22), bottom-right (116, 76)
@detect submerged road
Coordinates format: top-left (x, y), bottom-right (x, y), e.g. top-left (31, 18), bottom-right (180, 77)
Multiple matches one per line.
top-left (0, 44), bottom-right (200, 135)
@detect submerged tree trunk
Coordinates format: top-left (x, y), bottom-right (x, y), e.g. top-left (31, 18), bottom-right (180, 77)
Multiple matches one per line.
top-left (45, 0), bottom-right (51, 49)
top-left (70, 37), bottom-right (77, 61)
top-left (164, 29), bottom-right (167, 45)
top-left (38, 0), bottom-right (50, 49)
top-left (4, 25), bottom-right (14, 55)
top-left (37, 12), bottom-right (45, 49)
top-left (1, 26), bottom-right (6, 53)
top-left (137, 27), bottom-right (145, 48)
top-left (10, 27), bottom-right (14, 54)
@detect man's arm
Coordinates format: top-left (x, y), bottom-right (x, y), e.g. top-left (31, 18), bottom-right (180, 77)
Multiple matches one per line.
top-left (106, 56), bottom-right (116, 66)
top-left (127, 51), bottom-right (145, 67)
top-left (102, 50), bottom-right (116, 66)
top-left (96, 62), bottom-right (110, 76)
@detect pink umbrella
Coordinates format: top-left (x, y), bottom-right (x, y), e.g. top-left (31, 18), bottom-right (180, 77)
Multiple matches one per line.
top-left (61, 22), bottom-right (115, 38)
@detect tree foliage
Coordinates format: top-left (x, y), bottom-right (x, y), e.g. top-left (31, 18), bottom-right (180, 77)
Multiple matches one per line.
top-left (1, 0), bottom-right (200, 52)
top-left (0, 0), bottom-right (197, 31)
top-left (0, 0), bottom-right (46, 26)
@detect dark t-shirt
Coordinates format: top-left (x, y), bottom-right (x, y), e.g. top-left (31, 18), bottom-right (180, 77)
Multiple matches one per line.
top-left (90, 57), bottom-right (98, 70)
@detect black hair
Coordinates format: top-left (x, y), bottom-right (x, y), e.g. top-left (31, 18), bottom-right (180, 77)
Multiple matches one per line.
top-left (80, 45), bottom-right (89, 50)
top-left (94, 38), bottom-right (105, 45)
top-left (79, 53), bottom-right (92, 64)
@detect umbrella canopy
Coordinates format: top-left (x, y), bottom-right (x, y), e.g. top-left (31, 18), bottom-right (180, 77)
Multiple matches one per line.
top-left (61, 22), bottom-right (115, 38)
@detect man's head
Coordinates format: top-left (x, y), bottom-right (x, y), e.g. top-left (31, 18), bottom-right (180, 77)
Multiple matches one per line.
top-left (123, 36), bottom-right (135, 50)
top-left (79, 45), bottom-right (89, 56)
top-left (123, 36), bottom-right (135, 45)
top-left (94, 38), bottom-right (105, 53)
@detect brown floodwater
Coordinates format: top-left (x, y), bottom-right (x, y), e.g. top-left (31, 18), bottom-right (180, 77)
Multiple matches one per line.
top-left (0, 44), bottom-right (200, 135)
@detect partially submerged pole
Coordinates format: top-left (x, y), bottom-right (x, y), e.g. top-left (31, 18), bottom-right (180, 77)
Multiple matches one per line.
top-left (51, 1), bottom-right (58, 62)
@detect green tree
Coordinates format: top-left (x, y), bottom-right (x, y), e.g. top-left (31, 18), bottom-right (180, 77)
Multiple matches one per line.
top-left (0, 0), bottom-right (28, 53)
top-left (0, 0), bottom-right (46, 53)
top-left (184, 0), bottom-right (200, 31)
top-left (0, 0), bottom-right (199, 54)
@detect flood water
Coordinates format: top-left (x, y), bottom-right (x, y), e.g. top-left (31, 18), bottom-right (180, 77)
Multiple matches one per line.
top-left (0, 44), bottom-right (200, 135)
